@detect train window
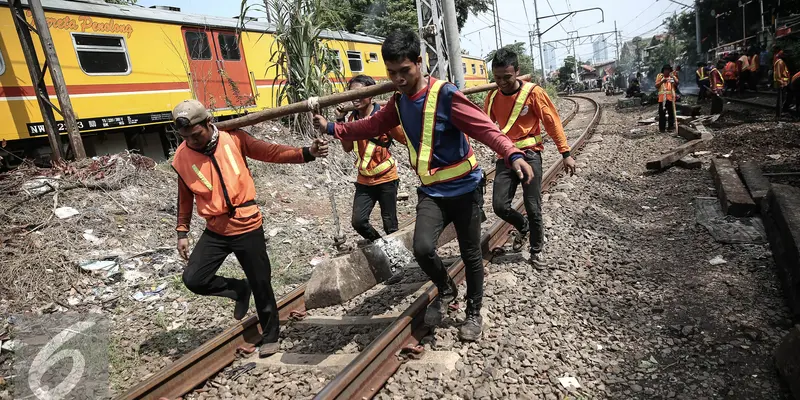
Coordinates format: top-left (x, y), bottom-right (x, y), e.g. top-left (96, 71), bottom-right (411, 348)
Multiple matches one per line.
top-left (480, 65), bottom-right (485, 75)
top-left (72, 33), bottom-right (130, 75)
top-left (329, 50), bottom-right (343, 71)
top-left (462, 63), bottom-right (466, 73)
top-left (369, 52), bottom-right (378, 62)
top-left (471, 64), bottom-right (476, 74)
top-left (217, 33), bottom-right (241, 61)
top-left (184, 31), bottom-right (211, 60)
top-left (0, 49), bottom-right (5, 76)
top-left (346, 51), bottom-right (363, 72)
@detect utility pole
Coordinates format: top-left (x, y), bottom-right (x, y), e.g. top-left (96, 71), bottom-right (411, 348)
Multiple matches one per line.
top-left (441, 0), bottom-right (465, 88)
top-left (415, 0), bottom-right (449, 80)
top-left (695, 0), bottom-right (702, 58)
top-left (532, 0), bottom-right (546, 82)
top-left (9, 0), bottom-right (86, 161)
top-left (614, 21), bottom-right (620, 61)
top-left (492, 0), bottom-right (503, 48)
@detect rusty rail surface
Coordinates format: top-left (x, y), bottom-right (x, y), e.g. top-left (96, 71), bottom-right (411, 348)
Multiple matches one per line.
top-left (116, 96), bottom-right (582, 400)
top-left (315, 95), bottom-right (601, 399)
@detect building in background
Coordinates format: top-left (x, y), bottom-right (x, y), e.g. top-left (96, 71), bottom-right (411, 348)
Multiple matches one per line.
top-left (593, 36), bottom-right (609, 64)
top-left (544, 43), bottom-right (557, 72)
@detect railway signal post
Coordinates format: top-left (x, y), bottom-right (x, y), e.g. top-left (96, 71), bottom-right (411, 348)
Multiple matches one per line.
top-left (8, 0), bottom-right (85, 161)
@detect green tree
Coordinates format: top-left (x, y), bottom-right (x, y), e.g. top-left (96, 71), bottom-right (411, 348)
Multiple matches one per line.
top-left (558, 56), bottom-right (578, 83)
top-left (484, 42), bottom-right (534, 81)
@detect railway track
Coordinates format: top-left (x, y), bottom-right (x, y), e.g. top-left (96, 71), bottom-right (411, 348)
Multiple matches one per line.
top-left (686, 90), bottom-right (777, 110)
top-left (117, 95), bottom-right (599, 400)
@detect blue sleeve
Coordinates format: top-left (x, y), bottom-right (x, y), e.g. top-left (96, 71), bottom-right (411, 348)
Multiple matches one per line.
top-left (509, 153), bottom-right (523, 163)
top-left (326, 122), bottom-right (335, 136)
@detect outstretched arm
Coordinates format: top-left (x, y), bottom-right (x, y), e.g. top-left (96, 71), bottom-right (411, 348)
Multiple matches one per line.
top-left (314, 96), bottom-right (402, 141)
top-left (231, 129), bottom-right (320, 163)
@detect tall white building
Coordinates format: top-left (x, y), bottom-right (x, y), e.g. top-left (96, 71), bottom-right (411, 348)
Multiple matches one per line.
top-left (543, 43), bottom-right (557, 72)
top-left (593, 37), bottom-right (609, 63)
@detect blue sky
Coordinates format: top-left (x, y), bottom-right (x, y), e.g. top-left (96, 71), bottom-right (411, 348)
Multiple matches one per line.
top-left (138, 0), bottom-right (682, 68)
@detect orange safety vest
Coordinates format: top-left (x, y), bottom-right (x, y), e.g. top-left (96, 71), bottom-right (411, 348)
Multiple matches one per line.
top-left (775, 58), bottom-right (790, 86)
top-left (172, 129), bottom-right (259, 224)
top-left (394, 79), bottom-right (477, 186)
top-left (792, 71), bottom-right (800, 85)
top-left (347, 111), bottom-right (396, 178)
top-left (723, 62), bottom-right (738, 80)
top-left (656, 73), bottom-right (675, 102)
top-left (710, 68), bottom-right (724, 89)
top-left (750, 54), bottom-right (759, 72)
top-left (486, 82), bottom-right (542, 150)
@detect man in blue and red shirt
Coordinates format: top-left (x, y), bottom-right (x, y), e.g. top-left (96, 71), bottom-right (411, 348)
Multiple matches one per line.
top-left (313, 29), bottom-right (533, 342)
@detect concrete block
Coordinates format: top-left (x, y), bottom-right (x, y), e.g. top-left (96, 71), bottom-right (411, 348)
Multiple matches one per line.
top-left (254, 350), bottom-right (460, 374)
top-left (304, 222), bottom-right (456, 310)
top-left (677, 104), bottom-right (701, 117)
top-left (710, 158), bottom-right (757, 217)
top-left (676, 155), bottom-right (702, 169)
top-left (617, 98), bottom-right (641, 108)
top-left (677, 124), bottom-right (702, 141)
top-left (763, 184), bottom-right (800, 317)
top-left (775, 325), bottom-right (800, 398)
top-left (738, 161), bottom-right (770, 204)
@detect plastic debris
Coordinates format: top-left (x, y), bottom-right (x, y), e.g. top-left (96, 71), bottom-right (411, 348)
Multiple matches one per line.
top-left (80, 260), bottom-right (119, 277)
top-left (22, 178), bottom-right (59, 195)
top-left (709, 255), bottom-right (727, 265)
top-left (123, 270), bottom-right (151, 282)
top-left (268, 228), bottom-right (281, 237)
top-left (54, 206), bottom-right (80, 219)
top-left (82, 230), bottom-right (103, 245)
top-left (132, 282), bottom-right (168, 302)
top-left (309, 256), bottom-right (326, 266)
top-left (767, 154), bottom-right (781, 160)
top-left (558, 376), bottom-right (581, 390)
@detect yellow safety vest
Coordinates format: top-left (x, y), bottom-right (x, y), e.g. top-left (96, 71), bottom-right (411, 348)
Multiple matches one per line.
top-left (395, 79), bottom-right (477, 186)
top-left (352, 140), bottom-right (395, 177)
top-left (696, 68), bottom-right (707, 80)
top-left (775, 59), bottom-right (790, 85)
top-left (486, 82), bottom-right (542, 149)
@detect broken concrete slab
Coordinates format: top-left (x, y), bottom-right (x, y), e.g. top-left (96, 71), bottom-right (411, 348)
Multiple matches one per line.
top-left (676, 155), bottom-right (702, 169)
top-left (763, 184), bottom-right (800, 317)
top-left (738, 161), bottom-right (770, 204)
top-left (677, 125), bottom-right (702, 141)
top-left (775, 325), bottom-right (800, 399)
top-left (304, 223), bottom-right (456, 309)
top-left (710, 158), bottom-right (757, 217)
top-left (618, 98), bottom-right (642, 108)
top-left (677, 104), bottom-right (701, 117)
top-left (294, 314), bottom-right (401, 326)
top-left (255, 350), bottom-right (460, 374)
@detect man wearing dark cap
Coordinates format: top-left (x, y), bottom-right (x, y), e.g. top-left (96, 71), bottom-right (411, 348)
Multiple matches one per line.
top-left (171, 99), bottom-right (329, 357)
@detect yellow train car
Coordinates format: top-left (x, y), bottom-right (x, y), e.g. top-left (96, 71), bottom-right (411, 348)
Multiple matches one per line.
top-left (0, 0), bottom-right (487, 163)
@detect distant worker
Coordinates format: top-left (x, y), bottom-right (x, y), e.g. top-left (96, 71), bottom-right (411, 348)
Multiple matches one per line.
top-left (671, 65), bottom-right (682, 99)
top-left (723, 56), bottom-right (738, 93)
top-left (749, 49), bottom-right (760, 91)
top-left (709, 61), bottom-right (726, 114)
top-left (774, 47), bottom-right (791, 118)
top-left (626, 78), bottom-right (642, 98)
top-left (313, 29), bottom-right (534, 342)
top-left (738, 52), bottom-right (751, 93)
top-left (696, 62), bottom-right (710, 101)
top-left (335, 75), bottom-right (403, 283)
top-left (172, 100), bottom-right (329, 358)
top-left (655, 64), bottom-right (677, 132)
top-left (484, 48), bottom-right (575, 265)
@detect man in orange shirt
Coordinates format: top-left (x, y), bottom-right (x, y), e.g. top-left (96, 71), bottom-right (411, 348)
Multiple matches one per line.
top-left (484, 48), bottom-right (575, 265)
top-left (172, 99), bottom-right (328, 357)
top-left (774, 47), bottom-right (791, 118)
top-left (336, 75), bottom-right (404, 283)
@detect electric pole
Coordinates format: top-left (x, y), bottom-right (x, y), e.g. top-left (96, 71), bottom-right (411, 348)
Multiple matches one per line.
top-left (492, 0), bottom-right (503, 47)
top-left (415, 0), bottom-right (448, 80)
top-left (441, 0), bottom-right (465, 88)
top-left (533, 0), bottom-right (546, 82)
top-left (695, 0), bottom-right (702, 58)
top-left (614, 21), bottom-right (620, 61)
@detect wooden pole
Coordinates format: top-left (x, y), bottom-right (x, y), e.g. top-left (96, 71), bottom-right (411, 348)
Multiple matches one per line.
top-left (8, 0), bottom-right (61, 162)
top-left (28, 0), bottom-right (86, 160)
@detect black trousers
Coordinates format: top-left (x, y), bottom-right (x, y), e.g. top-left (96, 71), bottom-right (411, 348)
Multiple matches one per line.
top-left (492, 150), bottom-right (545, 253)
top-left (658, 100), bottom-right (675, 131)
top-left (183, 227), bottom-right (279, 343)
top-left (351, 179), bottom-right (399, 241)
top-left (778, 86), bottom-right (793, 118)
top-left (697, 80), bottom-right (709, 101)
top-left (413, 188), bottom-right (484, 310)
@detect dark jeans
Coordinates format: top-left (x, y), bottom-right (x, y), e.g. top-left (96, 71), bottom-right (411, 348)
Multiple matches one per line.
top-left (739, 70), bottom-right (751, 92)
top-left (697, 80), bottom-right (709, 101)
top-left (351, 179), bottom-right (399, 241)
top-left (658, 100), bottom-right (675, 131)
top-left (492, 150), bottom-right (544, 253)
top-left (413, 188), bottom-right (484, 310)
top-left (183, 227), bottom-right (279, 343)
top-left (778, 86), bottom-right (793, 118)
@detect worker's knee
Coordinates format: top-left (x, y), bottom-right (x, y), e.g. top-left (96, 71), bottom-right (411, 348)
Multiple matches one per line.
top-left (412, 239), bottom-right (436, 261)
top-left (492, 198), bottom-right (513, 218)
top-left (351, 216), bottom-right (370, 234)
top-left (182, 268), bottom-right (210, 295)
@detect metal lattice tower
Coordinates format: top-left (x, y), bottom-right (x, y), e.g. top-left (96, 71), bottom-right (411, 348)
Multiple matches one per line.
top-left (415, 0), bottom-right (450, 80)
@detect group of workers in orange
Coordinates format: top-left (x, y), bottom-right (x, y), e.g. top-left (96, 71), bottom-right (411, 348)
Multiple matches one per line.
top-left (169, 28), bottom-right (572, 356)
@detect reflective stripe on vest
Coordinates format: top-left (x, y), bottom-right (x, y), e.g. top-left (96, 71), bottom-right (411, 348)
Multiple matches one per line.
top-left (775, 60), bottom-right (789, 83)
top-left (657, 74), bottom-right (675, 100)
top-left (486, 82), bottom-right (542, 149)
top-left (395, 79), bottom-right (477, 186)
top-left (696, 68), bottom-right (706, 80)
top-left (711, 69), bottom-right (724, 88)
top-left (353, 140), bottom-right (396, 176)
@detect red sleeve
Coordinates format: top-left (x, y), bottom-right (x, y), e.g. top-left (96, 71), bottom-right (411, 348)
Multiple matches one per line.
top-left (449, 90), bottom-right (522, 161)
top-left (176, 177), bottom-right (193, 235)
top-left (332, 96), bottom-right (402, 141)
top-left (231, 130), bottom-right (306, 163)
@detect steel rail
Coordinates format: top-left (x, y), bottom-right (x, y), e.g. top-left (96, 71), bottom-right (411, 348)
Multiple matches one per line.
top-left (116, 96), bottom-right (582, 400)
top-left (315, 95), bottom-right (601, 400)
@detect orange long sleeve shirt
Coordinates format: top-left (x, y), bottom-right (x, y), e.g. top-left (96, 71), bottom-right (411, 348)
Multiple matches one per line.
top-left (775, 58), bottom-right (790, 87)
top-left (176, 129), bottom-right (309, 237)
top-left (339, 104), bottom-right (403, 186)
top-left (483, 82), bottom-right (571, 158)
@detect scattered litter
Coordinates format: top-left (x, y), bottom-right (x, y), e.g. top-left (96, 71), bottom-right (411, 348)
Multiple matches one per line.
top-left (82, 230), bottom-right (103, 245)
top-left (1, 340), bottom-right (20, 353)
top-left (132, 282), bottom-right (168, 302)
top-left (295, 217), bottom-right (311, 225)
top-left (641, 206), bottom-right (651, 210)
top-left (123, 270), bottom-right (151, 282)
top-left (721, 152), bottom-right (732, 159)
top-left (309, 256), bottom-right (326, 266)
top-left (79, 260), bottom-right (119, 277)
top-left (693, 151), bottom-right (711, 156)
top-left (54, 206), bottom-right (80, 219)
top-left (630, 128), bottom-right (642, 133)
top-left (558, 376), bottom-right (581, 390)
top-left (303, 183), bottom-right (314, 189)
top-left (268, 228), bottom-right (281, 237)
top-left (22, 177), bottom-right (59, 195)
top-left (709, 255), bottom-right (727, 265)
top-left (767, 154), bottom-right (782, 160)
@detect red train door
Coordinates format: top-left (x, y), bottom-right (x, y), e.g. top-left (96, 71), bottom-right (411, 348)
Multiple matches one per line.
top-left (212, 31), bottom-right (255, 108)
top-left (182, 28), bottom-right (227, 110)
